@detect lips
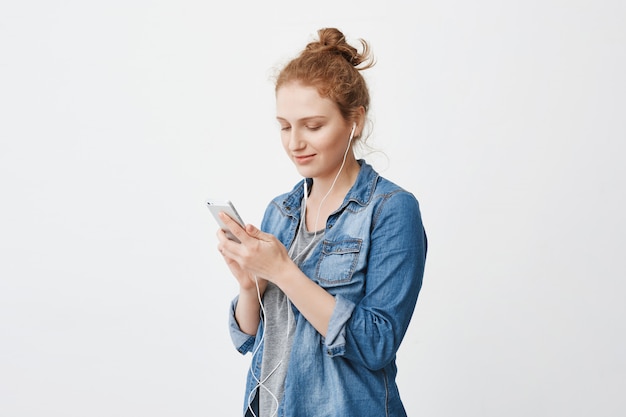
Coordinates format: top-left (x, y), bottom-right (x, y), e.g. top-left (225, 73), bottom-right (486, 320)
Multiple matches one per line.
top-left (294, 154), bottom-right (315, 164)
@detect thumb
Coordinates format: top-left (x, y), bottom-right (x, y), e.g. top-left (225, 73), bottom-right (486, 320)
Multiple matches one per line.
top-left (245, 223), bottom-right (263, 238)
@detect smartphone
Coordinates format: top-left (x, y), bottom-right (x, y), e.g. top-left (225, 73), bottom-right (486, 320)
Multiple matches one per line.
top-left (206, 199), bottom-right (246, 243)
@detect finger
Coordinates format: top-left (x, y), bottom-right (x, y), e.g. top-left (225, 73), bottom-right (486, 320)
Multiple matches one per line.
top-left (245, 223), bottom-right (261, 237)
top-left (216, 228), bottom-right (230, 245)
top-left (219, 212), bottom-right (248, 243)
top-left (245, 223), bottom-right (273, 242)
top-left (216, 229), bottom-right (239, 258)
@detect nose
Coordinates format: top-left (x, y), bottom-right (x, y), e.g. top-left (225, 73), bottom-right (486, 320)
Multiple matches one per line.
top-left (287, 128), bottom-right (305, 151)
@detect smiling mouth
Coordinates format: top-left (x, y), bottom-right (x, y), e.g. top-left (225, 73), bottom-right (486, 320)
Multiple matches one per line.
top-left (294, 154), bottom-right (315, 163)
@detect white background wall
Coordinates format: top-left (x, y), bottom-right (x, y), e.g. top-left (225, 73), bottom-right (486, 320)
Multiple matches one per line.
top-left (1, 1), bottom-right (624, 416)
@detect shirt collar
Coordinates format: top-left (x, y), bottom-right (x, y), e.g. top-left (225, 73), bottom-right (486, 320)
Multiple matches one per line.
top-left (280, 160), bottom-right (379, 215)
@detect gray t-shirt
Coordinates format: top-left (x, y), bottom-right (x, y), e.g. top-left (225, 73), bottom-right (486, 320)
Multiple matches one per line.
top-left (258, 225), bottom-right (324, 416)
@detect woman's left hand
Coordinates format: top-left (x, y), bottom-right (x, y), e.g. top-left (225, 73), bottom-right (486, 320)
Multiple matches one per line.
top-left (217, 212), bottom-right (292, 283)
top-left (219, 212), bottom-right (336, 337)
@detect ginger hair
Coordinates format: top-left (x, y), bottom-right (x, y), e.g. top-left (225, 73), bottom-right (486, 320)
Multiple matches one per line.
top-left (275, 28), bottom-right (375, 124)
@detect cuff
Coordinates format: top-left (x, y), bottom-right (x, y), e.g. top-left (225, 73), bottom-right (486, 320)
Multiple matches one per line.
top-left (324, 294), bottom-right (356, 357)
top-left (228, 296), bottom-right (256, 354)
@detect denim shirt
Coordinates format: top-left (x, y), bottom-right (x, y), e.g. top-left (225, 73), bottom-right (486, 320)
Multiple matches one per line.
top-left (228, 160), bottom-right (427, 417)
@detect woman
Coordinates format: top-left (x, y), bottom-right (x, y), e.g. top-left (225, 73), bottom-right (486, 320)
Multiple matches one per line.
top-left (216, 27), bottom-right (427, 417)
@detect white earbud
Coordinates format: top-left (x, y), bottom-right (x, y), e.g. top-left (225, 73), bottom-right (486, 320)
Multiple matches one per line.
top-left (350, 122), bottom-right (357, 140)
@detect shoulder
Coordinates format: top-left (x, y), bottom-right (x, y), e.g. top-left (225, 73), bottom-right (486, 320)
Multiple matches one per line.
top-left (364, 164), bottom-right (420, 208)
top-left (368, 175), bottom-right (427, 254)
top-left (373, 176), bottom-right (422, 218)
top-left (373, 174), bottom-right (413, 197)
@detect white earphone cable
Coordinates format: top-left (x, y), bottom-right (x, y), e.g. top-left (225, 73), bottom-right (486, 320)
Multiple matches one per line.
top-left (245, 122), bottom-right (356, 416)
top-left (291, 122), bottom-right (356, 263)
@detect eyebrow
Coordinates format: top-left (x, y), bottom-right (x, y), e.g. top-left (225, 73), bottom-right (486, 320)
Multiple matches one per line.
top-left (276, 115), bottom-right (328, 123)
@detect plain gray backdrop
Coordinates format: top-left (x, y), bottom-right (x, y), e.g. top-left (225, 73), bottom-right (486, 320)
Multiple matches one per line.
top-left (1, 0), bottom-right (624, 416)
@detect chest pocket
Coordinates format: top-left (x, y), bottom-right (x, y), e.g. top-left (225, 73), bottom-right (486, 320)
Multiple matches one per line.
top-left (315, 238), bottom-right (362, 285)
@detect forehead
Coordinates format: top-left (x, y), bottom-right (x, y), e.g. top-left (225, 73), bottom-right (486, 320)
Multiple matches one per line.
top-left (275, 82), bottom-right (341, 121)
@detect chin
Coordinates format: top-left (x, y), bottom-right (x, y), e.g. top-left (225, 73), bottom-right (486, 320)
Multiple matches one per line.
top-left (293, 166), bottom-right (312, 178)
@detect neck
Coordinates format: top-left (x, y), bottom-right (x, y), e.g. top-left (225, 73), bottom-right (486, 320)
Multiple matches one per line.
top-left (307, 157), bottom-right (360, 203)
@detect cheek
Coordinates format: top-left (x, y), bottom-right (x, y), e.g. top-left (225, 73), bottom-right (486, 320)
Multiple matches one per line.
top-left (324, 133), bottom-right (348, 156)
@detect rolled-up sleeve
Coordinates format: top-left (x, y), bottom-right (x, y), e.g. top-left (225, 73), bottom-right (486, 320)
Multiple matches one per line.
top-left (228, 296), bottom-right (256, 354)
top-left (324, 294), bottom-right (357, 356)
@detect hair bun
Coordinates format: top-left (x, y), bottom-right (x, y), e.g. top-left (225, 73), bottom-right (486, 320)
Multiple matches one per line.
top-left (305, 27), bottom-right (372, 68)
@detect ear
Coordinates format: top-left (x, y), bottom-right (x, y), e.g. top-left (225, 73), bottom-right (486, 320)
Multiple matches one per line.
top-left (353, 106), bottom-right (366, 137)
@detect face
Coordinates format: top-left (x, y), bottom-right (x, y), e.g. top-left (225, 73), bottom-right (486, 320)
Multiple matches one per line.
top-left (276, 82), bottom-right (356, 181)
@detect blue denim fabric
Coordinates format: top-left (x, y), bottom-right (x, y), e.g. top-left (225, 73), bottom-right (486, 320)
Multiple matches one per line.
top-left (228, 160), bottom-right (427, 417)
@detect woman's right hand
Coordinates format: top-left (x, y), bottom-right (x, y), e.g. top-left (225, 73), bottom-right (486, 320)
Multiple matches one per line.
top-left (216, 227), bottom-right (267, 294)
top-left (217, 226), bottom-right (267, 335)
